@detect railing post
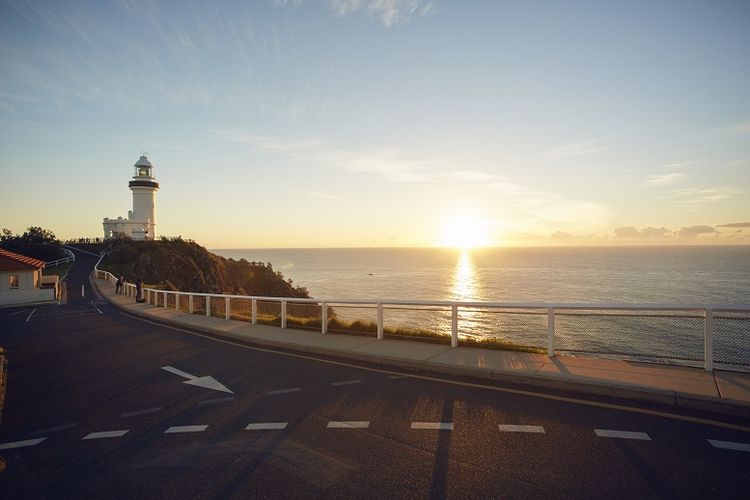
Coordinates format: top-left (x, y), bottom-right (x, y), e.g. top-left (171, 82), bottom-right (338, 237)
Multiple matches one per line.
top-left (251, 299), bottom-right (257, 324)
top-left (321, 302), bottom-right (328, 334)
top-left (704, 308), bottom-right (714, 372)
top-left (225, 297), bottom-right (230, 320)
top-left (206, 296), bottom-right (211, 317)
top-left (163, 291), bottom-right (168, 309)
top-left (188, 295), bottom-right (193, 314)
top-left (281, 300), bottom-right (287, 328)
top-left (451, 304), bottom-right (458, 347)
top-left (377, 303), bottom-right (384, 340)
top-left (547, 308), bottom-right (556, 357)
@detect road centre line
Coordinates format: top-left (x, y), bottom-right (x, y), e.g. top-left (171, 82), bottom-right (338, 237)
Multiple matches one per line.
top-left (595, 429), bottom-right (651, 440)
top-left (499, 424), bottom-right (546, 433)
top-left (119, 312), bottom-right (750, 433)
top-left (25, 308), bottom-right (36, 322)
top-left (83, 430), bottom-right (130, 440)
top-left (268, 387), bottom-right (302, 395)
top-left (411, 422), bottom-right (453, 430)
top-left (331, 379), bottom-right (362, 386)
top-left (0, 437), bottom-right (47, 450)
top-left (164, 425), bottom-right (208, 434)
top-left (120, 407), bottom-right (163, 418)
top-left (199, 396), bottom-right (236, 405)
top-left (707, 439), bottom-right (750, 452)
top-left (28, 422), bottom-right (77, 436)
top-left (246, 422), bottom-right (288, 431)
top-left (327, 421), bottom-right (370, 429)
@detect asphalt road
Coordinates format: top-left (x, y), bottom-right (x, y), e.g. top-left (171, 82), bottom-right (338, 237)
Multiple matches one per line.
top-left (0, 250), bottom-right (748, 499)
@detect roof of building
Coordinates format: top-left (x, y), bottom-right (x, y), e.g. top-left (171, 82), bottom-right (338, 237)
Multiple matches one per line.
top-left (134, 155), bottom-right (153, 168)
top-left (0, 248), bottom-right (46, 271)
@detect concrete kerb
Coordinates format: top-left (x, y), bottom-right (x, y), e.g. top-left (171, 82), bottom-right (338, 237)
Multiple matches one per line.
top-left (90, 277), bottom-right (750, 418)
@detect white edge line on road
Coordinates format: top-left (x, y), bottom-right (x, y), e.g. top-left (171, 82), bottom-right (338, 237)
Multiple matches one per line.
top-left (83, 430), bottom-right (130, 440)
top-left (707, 439), bottom-right (750, 452)
top-left (327, 421), bottom-right (370, 429)
top-left (268, 387), bottom-right (302, 395)
top-left (331, 379), bottom-right (362, 386)
top-left (164, 425), bottom-right (209, 434)
top-left (8, 309), bottom-right (29, 316)
top-left (411, 422), bottom-right (453, 430)
top-left (498, 424), bottom-right (546, 433)
top-left (25, 308), bottom-right (36, 322)
top-left (0, 437), bottom-right (47, 450)
top-left (245, 422), bottom-right (288, 431)
top-left (198, 396), bottom-right (236, 405)
top-left (118, 312), bottom-right (750, 434)
top-left (90, 301), bottom-right (103, 315)
top-left (594, 429), bottom-right (651, 440)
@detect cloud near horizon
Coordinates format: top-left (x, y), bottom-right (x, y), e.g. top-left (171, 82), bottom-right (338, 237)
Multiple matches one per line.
top-left (544, 139), bottom-right (607, 159)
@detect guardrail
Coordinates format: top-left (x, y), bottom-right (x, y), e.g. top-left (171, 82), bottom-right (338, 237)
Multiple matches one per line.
top-left (45, 249), bottom-right (75, 268)
top-left (94, 266), bottom-right (750, 373)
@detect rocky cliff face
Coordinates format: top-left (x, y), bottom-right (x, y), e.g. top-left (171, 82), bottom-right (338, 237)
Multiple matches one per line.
top-left (100, 237), bottom-right (309, 298)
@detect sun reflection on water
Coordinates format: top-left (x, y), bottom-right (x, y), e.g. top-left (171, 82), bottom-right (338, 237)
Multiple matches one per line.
top-left (451, 251), bottom-right (482, 337)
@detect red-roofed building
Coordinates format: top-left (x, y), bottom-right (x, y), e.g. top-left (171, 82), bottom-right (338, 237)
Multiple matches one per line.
top-left (0, 248), bottom-right (57, 307)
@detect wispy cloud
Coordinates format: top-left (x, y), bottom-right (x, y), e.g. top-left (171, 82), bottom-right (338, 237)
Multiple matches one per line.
top-left (308, 192), bottom-right (340, 200)
top-left (715, 121), bottom-right (750, 136)
top-left (678, 225), bottom-right (718, 239)
top-left (614, 226), bottom-right (672, 240)
top-left (326, 0), bottom-right (431, 26)
top-left (545, 139), bottom-right (607, 159)
top-left (657, 186), bottom-right (743, 204)
top-left (646, 172), bottom-right (684, 186)
top-left (214, 130), bottom-right (438, 182)
top-left (446, 170), bottom-right (504, 182)
top-left (717, 222), bottom-right (750, 228)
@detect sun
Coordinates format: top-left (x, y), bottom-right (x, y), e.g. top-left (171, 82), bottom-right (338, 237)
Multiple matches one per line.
top-left (439, 215), bottom-right (491, 249)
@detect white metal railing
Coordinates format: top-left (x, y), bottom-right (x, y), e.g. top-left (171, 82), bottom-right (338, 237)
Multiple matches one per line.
top-left (93, 266), bottom-right (749, 373)
top-left (45, 249), bottom-right (75, 268)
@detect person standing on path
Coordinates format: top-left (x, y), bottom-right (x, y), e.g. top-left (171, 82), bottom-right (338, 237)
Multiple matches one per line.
top-left (135, 278), bottom-right (143, 303)
top-left (115, 275), bottom-right (122, 294)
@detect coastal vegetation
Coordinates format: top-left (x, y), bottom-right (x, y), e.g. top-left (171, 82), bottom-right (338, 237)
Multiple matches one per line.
top-left (1, 226), bottom-right (65, 262)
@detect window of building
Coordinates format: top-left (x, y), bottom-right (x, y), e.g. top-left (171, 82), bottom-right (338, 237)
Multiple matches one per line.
top-left (9, 275), bottom-right (19, 289)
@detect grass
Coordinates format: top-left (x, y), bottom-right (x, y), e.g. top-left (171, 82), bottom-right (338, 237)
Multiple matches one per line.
top-left (43, 261), bottom-right (74, 279)
top-left (220, 310), bottom-right (543, 354)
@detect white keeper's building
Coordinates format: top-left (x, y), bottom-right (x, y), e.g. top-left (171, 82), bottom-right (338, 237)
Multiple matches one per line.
top-left (103, 155), bottom-right (160, 240)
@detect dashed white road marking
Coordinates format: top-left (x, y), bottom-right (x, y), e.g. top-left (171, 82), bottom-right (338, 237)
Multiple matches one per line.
top-left (594, 429), bottom-right (651, 440)
top-left (28, 422), bottom-right (77, 436)
top-left (327, 421), bottom-right (370, 429)
top-left (0, 437), bottom-right (47, 450)
top-left (25, 308), bottom-right (36, 322)
top-left (388, 375), bottom-right (406, 379)
top-left (268, 387), bottom-right (302, 395)
top-left (708, 439), bottom-right (750, 452)
top-left (245, 422), bottom-right (288, 431)
top-left (83, 430), bottom-right (130, 440)
top-left (411, 422), bottom-right (453, 430)
top-left (8, 309), bottom-right (29, 316)
top-left (331, 379), bottom-right (362, 386)
top-left (499, 424), bottom-right (545, 433)
top-left (199, 396), bottom-right (236, 405)
top-left (164, 425), bottom-right (209, 434)
top-left (120, 407), bottom-right (163, 418)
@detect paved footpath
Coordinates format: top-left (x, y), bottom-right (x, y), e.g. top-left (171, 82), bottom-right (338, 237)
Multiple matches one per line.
top-left (95, 274), bottom-right (750, 416)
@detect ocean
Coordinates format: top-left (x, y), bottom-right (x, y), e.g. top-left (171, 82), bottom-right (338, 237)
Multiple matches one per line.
top-left (212, 246), bottom-right (750, 369)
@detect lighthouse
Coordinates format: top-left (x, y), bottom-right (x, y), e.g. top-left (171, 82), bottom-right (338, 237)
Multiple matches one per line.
top-left (102, 155), bottom-right (160, 240)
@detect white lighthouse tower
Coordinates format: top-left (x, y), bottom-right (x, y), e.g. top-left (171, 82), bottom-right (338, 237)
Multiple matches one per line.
top-left (102, 155), bottom-right (160, 240)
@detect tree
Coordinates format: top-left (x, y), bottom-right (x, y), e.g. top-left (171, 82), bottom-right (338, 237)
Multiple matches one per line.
top-left (0, 226), bottom-right (64, 261)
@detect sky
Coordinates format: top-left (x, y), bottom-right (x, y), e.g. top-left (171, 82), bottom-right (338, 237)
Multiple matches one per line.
top-left (1, 0), bottom-right (749, 248)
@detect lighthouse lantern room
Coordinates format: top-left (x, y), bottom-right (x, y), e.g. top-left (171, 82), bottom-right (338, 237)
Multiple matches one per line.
top-left (103, 155), bottom-right (160, 240)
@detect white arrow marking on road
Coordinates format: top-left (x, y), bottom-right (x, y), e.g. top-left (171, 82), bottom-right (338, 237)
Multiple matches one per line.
top-left (161, 365), bottom-right (233, 394)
